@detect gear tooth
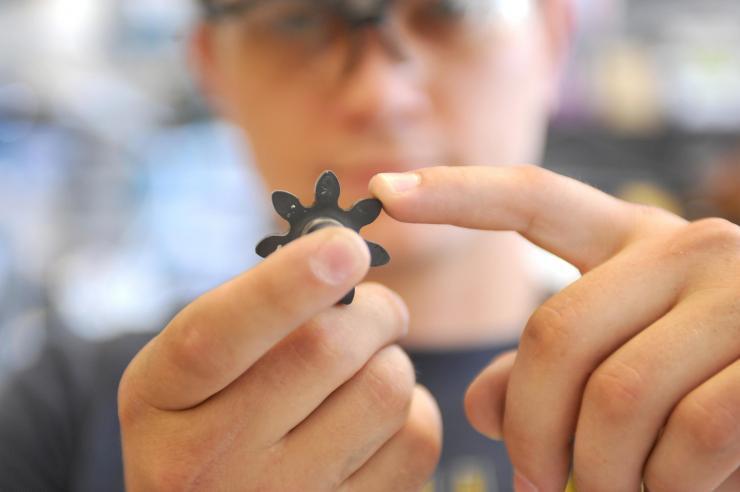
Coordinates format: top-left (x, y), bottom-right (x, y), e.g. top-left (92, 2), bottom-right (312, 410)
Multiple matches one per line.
top-left (366, 241), bottom-right (390, 267)
top-left (315, 171), bottom-right (341, 205)
top-left (272, 191), bottom-right (304, 221)
top-left (348, 198), bottom-right (383, 229)
top-left (257, 171), bottom-right (391, 305)
top-left (339, 288), bottom-right (356, 305)
top-left (255, 235), bottom-right (287, 258)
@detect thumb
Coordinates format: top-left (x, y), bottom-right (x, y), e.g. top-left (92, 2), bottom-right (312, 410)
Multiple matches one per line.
top-left (464, 350), bottom-right (518, 440)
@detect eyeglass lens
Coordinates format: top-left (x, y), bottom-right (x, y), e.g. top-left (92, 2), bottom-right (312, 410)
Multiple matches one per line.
top-left (225, 0), bottom-right (524, 83)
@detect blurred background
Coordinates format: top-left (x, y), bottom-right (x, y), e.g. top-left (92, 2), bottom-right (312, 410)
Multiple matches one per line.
top-left (1, 0), bottom-right (739, 382)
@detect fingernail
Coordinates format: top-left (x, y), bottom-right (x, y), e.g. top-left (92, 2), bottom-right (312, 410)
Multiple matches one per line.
top-left (310, 230), bottom-right (365, 286)
top-left (514, 470), bottom-right (539, 492)
top-left (378, 172), bottom-right (420, 193)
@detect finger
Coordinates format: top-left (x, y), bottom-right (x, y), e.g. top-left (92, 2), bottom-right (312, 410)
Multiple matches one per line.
top-left (500, 241), bottom-right (693, 490)
top-left (369, 165), bottom-right (684, 272)
top-left (281, 345), bottom-right (416, 488)
top-left (643, 358), bottom-right (740, 492)
top-left (717, 468), bottom-right (740, 492)
top-left (122, 227), bottom-right (371, 411)
top-left (341, 386), bottom-right (443, 492)
top-left (572, 290), bottom-right (740, 491)
top-left (200, 283), bottom-right (409, 446)
top-left (464, 350), bottom-right (517, 440)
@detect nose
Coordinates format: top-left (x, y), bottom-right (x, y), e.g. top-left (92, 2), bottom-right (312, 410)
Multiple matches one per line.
top-left (331, 28), bottom-right (429, 133)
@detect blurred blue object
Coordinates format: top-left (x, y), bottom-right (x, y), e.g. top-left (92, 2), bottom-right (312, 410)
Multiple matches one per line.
top-left (136, 121), bottom-right (270, 301)
top-left (44, 121), bottom-right (270, 340)
top-left (0, 116), bottom-right (270, 346)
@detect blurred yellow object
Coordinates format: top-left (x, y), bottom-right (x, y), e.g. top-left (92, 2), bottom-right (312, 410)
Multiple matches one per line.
top-left (594, 42), bottom-right (662, 134)
top-left (617, 181), bottom-right (684, 216)
top-left (565, 475), bottom-right (578, 492)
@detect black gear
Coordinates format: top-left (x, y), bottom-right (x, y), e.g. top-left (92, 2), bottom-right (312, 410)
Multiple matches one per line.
top-left (256, 171), bottom-right (390, 304)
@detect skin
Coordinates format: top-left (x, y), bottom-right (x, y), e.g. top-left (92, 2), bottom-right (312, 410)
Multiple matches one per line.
top-left (193, 0), bottom-right (567, 347)
top-left (371, 166), bottom-right (740, 491)
top-left (118, 0), bottom-right (740, 490)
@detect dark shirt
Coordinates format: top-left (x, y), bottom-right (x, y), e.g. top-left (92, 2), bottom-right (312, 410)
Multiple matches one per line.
top-left (0, 331), bottom-right (516, 491)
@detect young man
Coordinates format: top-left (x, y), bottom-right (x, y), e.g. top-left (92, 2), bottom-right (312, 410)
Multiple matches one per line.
top-left (1, 0), bottom-right (739, 491)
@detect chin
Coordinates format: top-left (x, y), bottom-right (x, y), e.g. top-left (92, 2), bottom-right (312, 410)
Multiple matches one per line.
top-left (362, 215), bottom-right (475, 272)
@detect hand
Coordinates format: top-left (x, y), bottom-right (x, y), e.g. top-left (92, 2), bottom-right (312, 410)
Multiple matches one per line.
top-left (118, 227), bottom-right (442, 491)
top-left (370, 165), bottom-right (740, 492)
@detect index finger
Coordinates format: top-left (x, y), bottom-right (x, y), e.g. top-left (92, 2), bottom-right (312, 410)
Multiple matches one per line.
top-left (369, 165), bottom-right (683, 272)
top-left (120, 227), bottom-right (371, 411)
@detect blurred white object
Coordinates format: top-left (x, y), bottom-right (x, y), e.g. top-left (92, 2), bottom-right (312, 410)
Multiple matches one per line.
top-left (658, 19), bottom-right (740, 131)
top-left (49, 246), bottom-right (173, 340)
top-left (525, 243), bottom-right (581, 295)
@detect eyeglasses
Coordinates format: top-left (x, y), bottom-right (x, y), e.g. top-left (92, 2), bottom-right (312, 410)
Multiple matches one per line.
top-left (203, 0), bottom-right (535, 83)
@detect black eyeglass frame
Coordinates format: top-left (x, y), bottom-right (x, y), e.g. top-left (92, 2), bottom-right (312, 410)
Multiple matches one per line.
top-left (198, 0), bottom-right (493, 73)
top-left (201, 0), bottom-right (392, 29)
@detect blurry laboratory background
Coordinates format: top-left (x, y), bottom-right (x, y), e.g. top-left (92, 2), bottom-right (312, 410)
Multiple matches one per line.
top-left (1, 0), bottom-right (740, 382)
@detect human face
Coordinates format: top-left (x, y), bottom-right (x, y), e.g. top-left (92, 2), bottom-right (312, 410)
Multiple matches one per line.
top-left (193, 0), bottom-right (569, 268)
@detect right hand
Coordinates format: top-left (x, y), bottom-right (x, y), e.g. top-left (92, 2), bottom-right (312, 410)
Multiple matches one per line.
top-left (117, 227), bottom-right (442, 491)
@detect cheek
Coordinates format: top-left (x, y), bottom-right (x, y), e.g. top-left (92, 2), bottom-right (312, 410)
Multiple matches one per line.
top-left (434, 29), bottom-right (552, 164)
top-left (213, 37), bottom-right (319, 159)
top-left (219, 67), bottom-right (324, 192)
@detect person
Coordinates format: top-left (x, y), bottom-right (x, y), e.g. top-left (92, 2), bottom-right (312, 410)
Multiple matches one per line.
top-left (1, 0), bottom-right (739, 490)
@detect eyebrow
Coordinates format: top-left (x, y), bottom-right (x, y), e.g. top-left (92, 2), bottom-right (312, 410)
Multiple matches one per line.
top-left (201, 0), bottom-right (263, 20)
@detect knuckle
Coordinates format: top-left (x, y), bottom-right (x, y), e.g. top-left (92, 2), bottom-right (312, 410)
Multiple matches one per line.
top-left (166, 312), bottom-right (229, 383)
top-left (522, 301), bottom-right (579, 360)
top-left (285, 284), bottom-right (411, 379)
top-left (678, 218), bottom-right (740, 254)
top-left (291, 319), bottom-right (347, 372)
top-left (674, 394), bottom-right (740, 454)
top-left (515, 164), bottom-right (547, 184)
top-left (117, 371), bottom-right (147, 429)
top-left (362, 346), bottom-right (415, 416)
top-left (585, 359), bottom-right (647, 423)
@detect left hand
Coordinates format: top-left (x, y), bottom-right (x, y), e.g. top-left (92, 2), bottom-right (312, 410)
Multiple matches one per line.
top-left (370, 165), bottom-right (740, 492)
